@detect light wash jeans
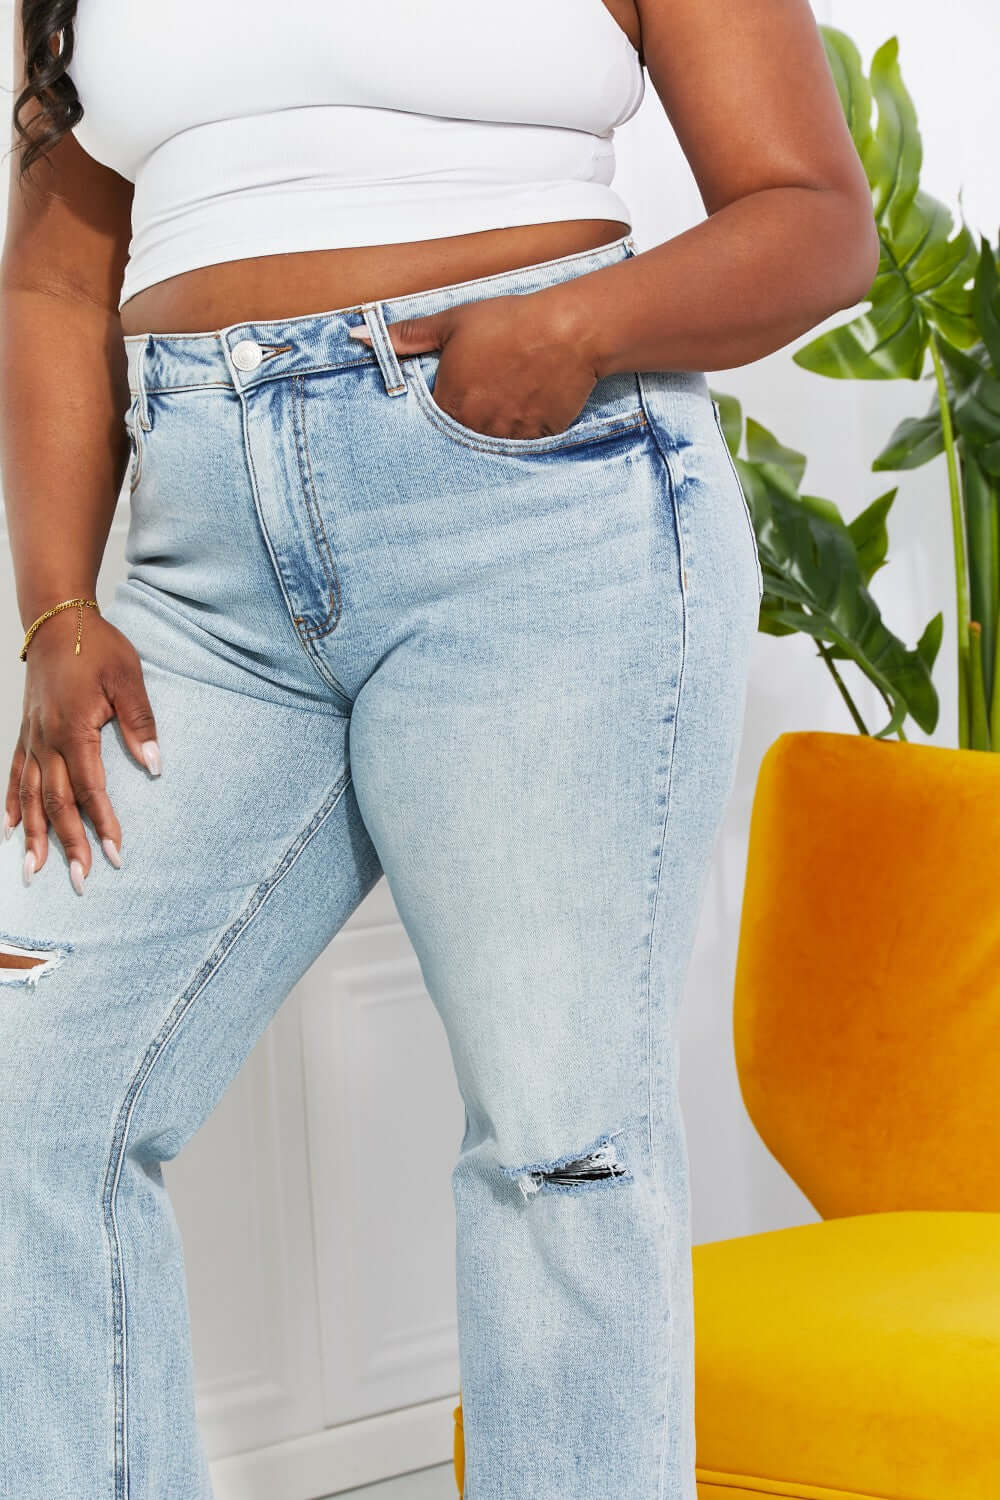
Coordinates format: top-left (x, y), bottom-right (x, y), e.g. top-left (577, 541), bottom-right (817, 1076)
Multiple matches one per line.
top-left (0, 232), bottom-right (762, 1500)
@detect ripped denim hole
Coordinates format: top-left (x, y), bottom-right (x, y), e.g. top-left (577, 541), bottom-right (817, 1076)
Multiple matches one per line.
top-left (0, 938), bottom-right (70, 987)
top-left (502, 1130), bottom-right (633, 1202)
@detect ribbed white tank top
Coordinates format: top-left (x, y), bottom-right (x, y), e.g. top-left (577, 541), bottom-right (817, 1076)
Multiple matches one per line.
top-left (66, 1), bottom-right (645, 312)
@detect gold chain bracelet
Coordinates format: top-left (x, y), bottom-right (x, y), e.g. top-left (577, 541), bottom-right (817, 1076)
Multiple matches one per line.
top-left (19, 597), bottom-right (101, 662)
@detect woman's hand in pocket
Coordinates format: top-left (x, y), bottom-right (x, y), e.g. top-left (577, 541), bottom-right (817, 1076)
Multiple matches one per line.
top-left (4, 612), bottom-right (161, 892)
top-left (351, 291), bottom-right (600, 441)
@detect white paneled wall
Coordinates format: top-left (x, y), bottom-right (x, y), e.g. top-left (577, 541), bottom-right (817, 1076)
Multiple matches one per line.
top-left (1, 2), bottom-right (996, 1492)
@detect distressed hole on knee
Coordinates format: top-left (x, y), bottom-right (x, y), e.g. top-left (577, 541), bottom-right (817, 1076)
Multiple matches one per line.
top-left (0, 938), bottom-right (69, 986)
top-left (501, 1131), bottom-right (633, 1202)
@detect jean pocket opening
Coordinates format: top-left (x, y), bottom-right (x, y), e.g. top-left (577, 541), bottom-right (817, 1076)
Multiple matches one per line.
top-left (406, 354), bottom-right (648, 458)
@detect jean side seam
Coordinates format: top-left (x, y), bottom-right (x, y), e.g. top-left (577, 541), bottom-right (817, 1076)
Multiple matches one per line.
top-left (100, 766), bottom-right (354, 1500)
top-left (635, 375), bottom-right (690, 1500)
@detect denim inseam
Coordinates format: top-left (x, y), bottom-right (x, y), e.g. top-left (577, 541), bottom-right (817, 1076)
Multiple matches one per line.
top-left (0, 233), bottom-right (761, 1500)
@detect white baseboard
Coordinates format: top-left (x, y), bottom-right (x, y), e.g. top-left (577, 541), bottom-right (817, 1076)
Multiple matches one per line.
top-left (208, 1393), bottom-right (458, 1500)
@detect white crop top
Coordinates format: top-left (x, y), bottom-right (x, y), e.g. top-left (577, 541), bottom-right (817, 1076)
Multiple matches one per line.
top-left (65, 1), bottom-right (645, 312)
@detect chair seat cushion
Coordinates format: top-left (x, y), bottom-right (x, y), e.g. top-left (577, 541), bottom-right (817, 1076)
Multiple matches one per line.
top-left (693, 1210), bottom-right (1000, 1500)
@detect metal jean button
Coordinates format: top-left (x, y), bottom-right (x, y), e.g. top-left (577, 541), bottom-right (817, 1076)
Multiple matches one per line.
top-left (231, 339), bottom-right (262, 372)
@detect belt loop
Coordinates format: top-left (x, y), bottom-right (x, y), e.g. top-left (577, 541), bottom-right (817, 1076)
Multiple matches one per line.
top-left (135, 333), bottom-right (153, 430)
top-left (359, 302), bottom-right (407, 397)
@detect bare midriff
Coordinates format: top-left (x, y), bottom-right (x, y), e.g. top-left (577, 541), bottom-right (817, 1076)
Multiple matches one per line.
top-left (117, 219), bottom-right (633, 337)
top-left (117, 0), bottom-right (642, 337)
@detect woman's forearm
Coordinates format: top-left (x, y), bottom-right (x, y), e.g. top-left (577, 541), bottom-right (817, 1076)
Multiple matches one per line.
top-left (539, 184), bottom-right (881, 378)
top-left (0, 285), bottom-right (131, 629)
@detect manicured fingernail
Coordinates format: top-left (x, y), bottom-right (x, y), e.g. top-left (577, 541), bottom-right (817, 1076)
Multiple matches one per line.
top-left (23, 849), bottom-right (36, 884)
top-left (348, 326), bottom-right (371, 341)
top-left (2, 811), bottom-right (11, 840)
top-left (70, 858), bottom-right (86, 895)
top-left (141, 739), bottom-right (161, 776)
top-left (102, 836), bottom-right (122, 869)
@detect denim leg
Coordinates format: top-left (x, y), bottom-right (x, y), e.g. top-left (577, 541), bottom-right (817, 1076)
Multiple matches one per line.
top-left (346, 369), bottom-right (758, 1500)
top-left (0, 606), bottom-right (381, 1500)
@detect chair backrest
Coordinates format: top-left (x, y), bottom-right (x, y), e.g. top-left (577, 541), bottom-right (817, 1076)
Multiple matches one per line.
top-left (733, 730), bottom-right (1000, 1217)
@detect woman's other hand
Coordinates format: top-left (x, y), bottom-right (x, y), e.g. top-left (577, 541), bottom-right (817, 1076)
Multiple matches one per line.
top-left (4, 613), bottom-right (160, 892)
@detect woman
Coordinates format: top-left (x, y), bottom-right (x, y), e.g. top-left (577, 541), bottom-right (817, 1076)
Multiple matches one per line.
top-left (0, 0), bottom-right (877, 1496)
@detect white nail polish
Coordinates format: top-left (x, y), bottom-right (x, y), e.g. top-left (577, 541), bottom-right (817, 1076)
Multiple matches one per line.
top-left (70, 858), bottom-right (86, 895)
top-left (348, 327), bottom-right (371, 340)
top-left (102, 836), bottom-right (122, 869)
top-left (23, 849), bottom-right (36, 884)
top-left (141, 739), bottom-right (162, 776)
top-left (2, 811), bottom-right (11, 840)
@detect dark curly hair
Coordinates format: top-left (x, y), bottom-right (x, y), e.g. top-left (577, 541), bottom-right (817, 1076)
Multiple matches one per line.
top-left (12, 1), bottom-right (82, 184)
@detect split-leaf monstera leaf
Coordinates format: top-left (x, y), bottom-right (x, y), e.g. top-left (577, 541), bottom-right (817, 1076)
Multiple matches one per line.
top-left (793, 31), bottom-right (978, 382)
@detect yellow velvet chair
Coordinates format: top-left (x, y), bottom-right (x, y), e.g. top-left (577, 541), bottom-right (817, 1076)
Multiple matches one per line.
top-left (454, 729), bottom-right (1000, 1499)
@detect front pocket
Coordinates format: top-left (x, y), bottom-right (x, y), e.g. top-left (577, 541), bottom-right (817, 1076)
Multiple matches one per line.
top-left (711, 398), bottom-right (763, 601)
top-left (406, 353), bottom-right (649, 458)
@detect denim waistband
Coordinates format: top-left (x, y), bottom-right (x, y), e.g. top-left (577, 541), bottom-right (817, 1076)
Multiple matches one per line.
top-left (123, 232), bottom-right (636, 400)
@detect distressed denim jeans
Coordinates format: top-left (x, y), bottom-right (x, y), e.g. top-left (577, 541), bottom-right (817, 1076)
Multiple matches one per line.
top-left (0, 232), bottom-right (762, 1500)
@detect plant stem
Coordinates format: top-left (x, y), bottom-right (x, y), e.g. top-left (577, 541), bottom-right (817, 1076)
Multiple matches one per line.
top-left (818, 643), bottom-right (870, 734)
top-left (969, 620), bottom-right (991, 749)
top-left (928, 330), bottom-right (971, 747)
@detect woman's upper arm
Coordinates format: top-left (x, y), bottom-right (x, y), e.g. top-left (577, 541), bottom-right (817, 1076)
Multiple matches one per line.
top-left (636, 0), bottom-right (873, 215)
top-left (2, 8), bottom-right (133, 310)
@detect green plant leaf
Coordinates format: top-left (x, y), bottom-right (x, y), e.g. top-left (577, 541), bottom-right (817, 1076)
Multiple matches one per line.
top-left (873, 334), bottom-right (1000, 478)
top-left (917, 611), bottom-right (944, 671)
top-left (861, 36), bottom-right (920, 226)
top-left (797, 491), bottom-right (849, 528)
top-left (744, 418), bottom-right (808, 490)
top-left (821, 27), bottom-right (873, 159)
top-left (793, 31), bottom-right (977, 383)
top-left (765, 607), bottom-right (911, 737)
top-left (972, 232), bottom-right (1000, 373)
top-left (871, 404), bottom-right (944, 469)
top-left (711, 385), bottom-right (940, 735)
top-left (939, 335), bottom-right (1000, 472)
top-left (709, 389), bottom-right (743, 450)
top-left (848, 487), bottom-right (897, 582)
top-left (751, 465), bottom-right (939, 735)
